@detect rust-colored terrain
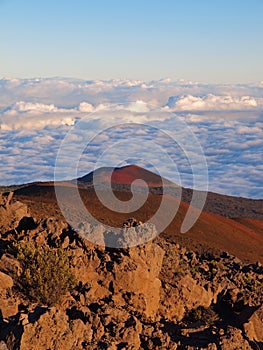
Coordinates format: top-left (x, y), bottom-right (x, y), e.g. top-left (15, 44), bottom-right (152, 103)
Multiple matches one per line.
top-left (13, 165), bottom-right (263, 264)
top-left (1, 166), bottom-right (263, 349)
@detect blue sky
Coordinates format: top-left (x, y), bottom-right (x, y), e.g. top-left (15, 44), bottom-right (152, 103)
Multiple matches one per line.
top-left (1, 0), bottom-right (263, 83)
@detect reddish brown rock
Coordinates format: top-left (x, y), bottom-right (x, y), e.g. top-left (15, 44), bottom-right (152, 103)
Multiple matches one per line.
top-left (0, 192), bottom-right (28, 233)
top-left (243, 304), bottom-right (263, 342)
top-left (0, 254), bottom-right (22, 277)
top-left (219, 326), bottom-right (252, 349)
top-left (19, 307), bottom-right (91, 350)
top-left (160, 273), bottom-right (214, 321)
top-left (0, 271), bottom-right (18, 319)
top-left (111, 242), bottom-right (164, 319)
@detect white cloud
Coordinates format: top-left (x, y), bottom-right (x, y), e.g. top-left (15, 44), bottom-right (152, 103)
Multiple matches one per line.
top-left (0, 78), bottom-right (262, 198)
top-left (125, 100), bottom-right (150, 113)
top-left (0, 101), bottom-right (78, 130)
top-left (13, 101), bottom-right (59, 113)
top-left (167, 94), bottom-right (260, 111)
top-left (237, 125), bottom-right (262, 134)
top-left (78, 102), bottom-right (94, 113)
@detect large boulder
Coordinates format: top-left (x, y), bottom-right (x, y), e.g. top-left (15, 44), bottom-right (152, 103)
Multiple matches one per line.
top-left (0, 192), bottom-right (28, 233)
top-left (0, 253), bottom-right (22, 277)
top-left (71, 223), bottom-right (165, 320)
top-left (0, 271), bottom-right (18, 318)
top-left (17, 306), bottom-right (144, 350)
top-left (219, 326), bottom-right (252, 349)
top-left (111, 241), bottom-right (165, 319)
top-left (159, 273), bottom-right (214, 322)
top-left (243, 304), bottom-right (263, 342)
top-left (0, 271), bottom-right (13, 290)
top-left (19, 307), bottom-right (91, 350)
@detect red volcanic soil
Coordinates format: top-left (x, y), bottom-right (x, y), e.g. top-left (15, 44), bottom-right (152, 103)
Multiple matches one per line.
top-left (233, 218), bottom-right (263, 236)
top-left (14, 181), bottom-right (263, 264)
top-left (110, 165), bottom-right (171, 186)
top-left (78, 165), bottom-right (175, 187)
top-left (77, 165), bottom-right (263, 219)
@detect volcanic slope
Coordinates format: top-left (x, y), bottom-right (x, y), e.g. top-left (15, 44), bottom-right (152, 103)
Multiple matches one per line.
top-left (77, 165), bottom-right (263, 219)
top-left (12, 165), bottom-right (263, 264)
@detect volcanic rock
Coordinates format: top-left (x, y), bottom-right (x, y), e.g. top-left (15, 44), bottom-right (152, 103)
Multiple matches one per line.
top-left (18, 307), bottom-right (90, 350)
top-left (0, 211), bottom-right (263, 349)
top-left (0, 271), bottom-right (18, 319)
top-left (243, 304), bottom-right (263, 342)
top-left (219, 326), bottom-right (252, 349)
top-left (0, 193), bottom-right (28, 233)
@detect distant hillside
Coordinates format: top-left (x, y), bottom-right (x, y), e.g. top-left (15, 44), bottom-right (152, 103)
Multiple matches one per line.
top-left (13, 187), bottom-right (263, 264)
top-left (77, 165), bottom-right (263, 220)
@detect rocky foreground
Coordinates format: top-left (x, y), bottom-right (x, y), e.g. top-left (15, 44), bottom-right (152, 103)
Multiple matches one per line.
top-left (0, 193), bottom-right (263, 350)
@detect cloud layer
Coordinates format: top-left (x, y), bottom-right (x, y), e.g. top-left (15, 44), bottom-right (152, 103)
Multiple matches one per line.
top-left (167, 94), bottom-right (260, 111)
top-left (0, 77), bottom-right (262, 199)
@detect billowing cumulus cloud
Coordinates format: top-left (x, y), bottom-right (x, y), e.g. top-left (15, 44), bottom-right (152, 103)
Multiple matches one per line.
top-left (166, 94), bottom-right (260, 111)
top-left (12, 101), bottom-right (59, 112)
top-left (236, 125), bottom-right (262, 134)
top-left (0, 78), bottom-right (262, 199)
top-left (0, 101), bottom-right (76, 130)
top-left (78, 102), bottom-right (94, 113)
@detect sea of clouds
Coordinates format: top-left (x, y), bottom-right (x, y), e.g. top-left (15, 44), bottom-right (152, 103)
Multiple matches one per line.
top-left (0, 77), bottom-right (262, 198)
